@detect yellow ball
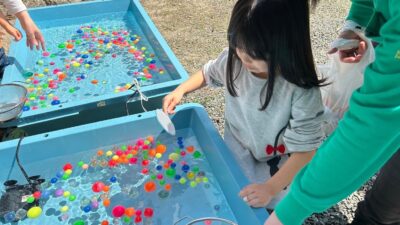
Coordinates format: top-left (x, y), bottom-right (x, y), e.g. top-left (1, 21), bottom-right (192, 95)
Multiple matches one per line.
top-left (112, 155), bottom-right (119, 161)
top-left (60, 206), bottom-right (69, 212)
top-left (190, 181), bottom-right (197, 188)
top-left (65, 169), bottom-right (72, 175)
top-left (155, 153), bottom-right (162, 159)
top-left (106, 151), bottom-right (113, 157)
top-left (63, 191), bottom-right (71, 197)
top-left (27, 206), bottom-right (42, 219)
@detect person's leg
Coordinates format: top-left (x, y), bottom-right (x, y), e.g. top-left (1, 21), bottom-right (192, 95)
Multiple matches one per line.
top-left (350, 149), bottom-right (400, 225)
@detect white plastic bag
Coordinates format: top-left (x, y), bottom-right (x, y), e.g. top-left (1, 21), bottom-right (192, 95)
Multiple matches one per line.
top-left (318, 29), bottom-right (375, 134)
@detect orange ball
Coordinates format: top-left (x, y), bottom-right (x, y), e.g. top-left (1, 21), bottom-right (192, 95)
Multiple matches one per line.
top-left (97, 150), bottom-right (104, 156)
top-left (91, 80), bottom-right (98, 84)
top-left (147, 136), bottom-right (154, 143)
top-left (103, 198), bottom-right (110, 207)
top-left (165, 183), bottom-right (172, 191)
top-left (102, 185), bottom-right (110, 192)
top-left (186, 146), bottom-right (195, 153)
top-left (149, 149), bottom-right (156, 158)
top-left (101, 220), bottom-right (109, 225)
top-left (144, 181), bottom-right (156, 192)
top-left (156, 145), bottom-right (167, 154)
top-left (125, 207), bottom-right (135, 217)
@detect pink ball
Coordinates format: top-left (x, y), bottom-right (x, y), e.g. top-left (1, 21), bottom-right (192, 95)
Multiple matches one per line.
top-left (112, 205), bottom-right (125, 218)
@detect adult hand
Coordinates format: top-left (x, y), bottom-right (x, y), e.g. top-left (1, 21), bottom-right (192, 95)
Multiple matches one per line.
top-left (239, 182), bottom-right (276, 208)
top-left (264, 212), bottom-right (283, 225)
top-left (327, 30), bottom-right (367, 63)
top-left (15, 11), bottom-right (45, 50)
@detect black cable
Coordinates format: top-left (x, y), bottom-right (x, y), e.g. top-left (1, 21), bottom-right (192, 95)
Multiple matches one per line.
top-left (15, 136), bottom-right (32, 185)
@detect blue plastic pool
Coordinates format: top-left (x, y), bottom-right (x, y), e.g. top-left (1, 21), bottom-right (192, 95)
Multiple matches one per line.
top-left (1, 0), bottom-right (188, 126)
top-left (0, 104), bottom-right (268, 224)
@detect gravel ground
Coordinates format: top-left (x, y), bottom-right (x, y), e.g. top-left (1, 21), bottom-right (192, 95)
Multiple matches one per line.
top-left (0, 0), bottom-right (374, 224)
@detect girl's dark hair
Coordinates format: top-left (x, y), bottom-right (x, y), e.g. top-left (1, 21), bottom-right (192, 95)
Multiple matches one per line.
top-left (226, 0), bottom-right (325, 110)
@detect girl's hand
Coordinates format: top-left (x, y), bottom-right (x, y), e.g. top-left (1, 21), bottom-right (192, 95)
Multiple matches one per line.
top-left (239, 182), bottom-right (276, 208)
top-left (264, 212), bottom-right (283, 225)
top-left (162, 89), bottom-right (185, 114)
top-left (4, 24), bottom-right (22, 41)
top-left (327, 30), bottom-right (367, 63)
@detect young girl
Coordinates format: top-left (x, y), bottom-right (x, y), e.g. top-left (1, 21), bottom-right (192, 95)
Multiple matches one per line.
top-left (163, 0), bottom-right (325, 209)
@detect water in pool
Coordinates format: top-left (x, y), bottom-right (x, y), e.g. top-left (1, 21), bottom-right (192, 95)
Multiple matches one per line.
top-left (21, 11), bottom-right (173, 112)
top-left (0, 130), bottom-right (237, 224)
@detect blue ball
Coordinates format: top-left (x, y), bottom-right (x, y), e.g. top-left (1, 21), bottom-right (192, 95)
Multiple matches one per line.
top-left (110, 176), bottom-right (117, 183)
top-left (177, 137), bottom-right (183, 141)
top-left (50, 177), bottom-right (58, 184)
top-left (104, 39), bottom-right (110, 44)
top-left (130, 37), bottom-right (136, 41)
top-left (77, 29), bottom-right (83, 34)
top-left (170, 163), bottom-right (176, 168)
top-left (82, 54), bottom-right (89, 59)
top-left (182, 165), bottom-right (190, 172)
top-left (22, 106), bottom-right (30, 111)
top-left (150, 60), bottom-right (156, 64)
top-left (56, 171), bottom-right (64, 178)
top-left (41, 190), bottom-right (51, 199)
top-left (156, 165), bottom-right (163, 171)
top-left (4, 211), bottom-right (16, 222)
top-left (174, 175), bottom-right (181, 180)
top-left (80, 75), bottom-right (86, 79)
top-left (83, 205), bottom-right (91, 213)
top-left (51, 100), bottom-right (61, 106)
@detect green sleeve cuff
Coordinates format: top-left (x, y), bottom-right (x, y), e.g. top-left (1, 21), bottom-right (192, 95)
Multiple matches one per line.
top-left (274, 192), bottom-right (313, 225)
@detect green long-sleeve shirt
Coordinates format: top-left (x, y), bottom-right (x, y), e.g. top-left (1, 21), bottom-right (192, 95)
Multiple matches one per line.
top-left (274, 1), bottom-right (400, 224)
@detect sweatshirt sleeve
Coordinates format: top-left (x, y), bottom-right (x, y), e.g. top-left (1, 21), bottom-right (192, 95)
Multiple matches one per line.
top-left (346, 0), bottom-right (374, 27)
top-left (2, 0), bottom-right (27, 15)
top-left (274, 2), bottom-right (400, 224)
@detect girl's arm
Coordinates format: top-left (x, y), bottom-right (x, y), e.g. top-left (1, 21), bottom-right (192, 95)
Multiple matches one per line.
top-left (0, 11), bottom-right (22, 41)
top-left (239, 150), bottom-right (315, 207)
top-left (163, 70), bottom-right (206, 114)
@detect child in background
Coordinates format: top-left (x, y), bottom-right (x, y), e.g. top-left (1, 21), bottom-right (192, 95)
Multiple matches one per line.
top-left (0, 0), bottom-right (45, 79)
top-left (163, 0), bottom-right (326, 209)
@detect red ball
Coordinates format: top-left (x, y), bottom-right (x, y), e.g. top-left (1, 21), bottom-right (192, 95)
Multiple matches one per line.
top-left (63, 163), bottom-right (73, 171)
top-left (144, 208), bottom-right (153, 217)
top-left (135, 209), bottom-right (142, 216)
top-left (33, 191), bottom-right (41, 199)
top-left (112, 205), bottom-right (125, 218)
top-left (135, 216), bottom-right (142, 223)
top-left (115, 150), bottom-right (123, 156)
top-left (92, 181), bottom-right (105, 193)
top-left (101, 221), bottom-right (109, 225)
top-left (129, 157), bottom-right (137, 164)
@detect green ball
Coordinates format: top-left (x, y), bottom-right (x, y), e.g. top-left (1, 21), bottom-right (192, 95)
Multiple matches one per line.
top-left (26, 196), bottom-right (35, 203)
top-left (123, 216), bottom-right (131, 223)
top-left (62, 174), bottom-right (70, 180)
top-left (68, 195), bottom-right (76, 201)
top-left (193, 151), bottom-right (202, 159)
top-left (58, 43), bottom-right (66, 49)
top-left (73, 220), bottom-right (85, 225)
top-left (166, 168), bottom-right (176, 178)
top-left (77, 161), bottom-right (84, 167)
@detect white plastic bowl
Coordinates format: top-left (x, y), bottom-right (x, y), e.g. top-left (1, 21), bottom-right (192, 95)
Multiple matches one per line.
top-left (0, 84), bottom-right (27, 122)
